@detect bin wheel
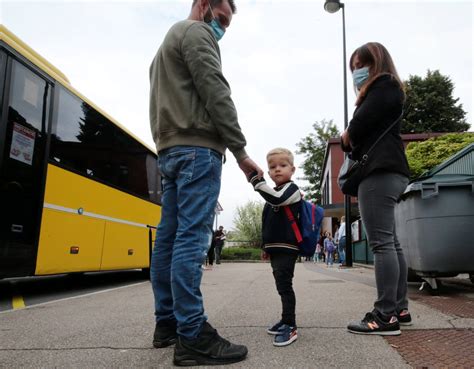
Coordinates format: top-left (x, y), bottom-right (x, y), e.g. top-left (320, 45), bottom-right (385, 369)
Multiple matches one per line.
top-left (419, 278), bottom-right (441, 295)
top-left (470, 274), bottom-right (474, 284)
top-left (407, 268), bottom-right (423, 282)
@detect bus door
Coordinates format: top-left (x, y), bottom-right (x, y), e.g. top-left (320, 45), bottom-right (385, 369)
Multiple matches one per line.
top-left (0, 56), bottom-right (51, 278)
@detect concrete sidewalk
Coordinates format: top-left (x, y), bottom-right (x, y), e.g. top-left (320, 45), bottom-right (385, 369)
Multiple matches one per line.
top-left (0, 263), bottom-right (471, 368)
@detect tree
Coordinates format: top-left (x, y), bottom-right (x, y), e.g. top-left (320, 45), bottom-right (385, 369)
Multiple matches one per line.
top-left (232, 201), bottom-right (264, 247)
top-left (405, 133), bottom-right (474, 178)
top-left (296, 119), bottom-right (340, 200)
top-left (403, 70), bottom-right (469, 133)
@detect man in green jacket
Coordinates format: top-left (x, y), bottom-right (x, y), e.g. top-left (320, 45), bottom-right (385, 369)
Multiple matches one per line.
top-left (149, 0), bottom-right (262, 366)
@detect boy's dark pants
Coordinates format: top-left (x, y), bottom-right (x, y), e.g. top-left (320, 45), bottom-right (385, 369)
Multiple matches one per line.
top-left (270, 252), bottom-right (298, 327)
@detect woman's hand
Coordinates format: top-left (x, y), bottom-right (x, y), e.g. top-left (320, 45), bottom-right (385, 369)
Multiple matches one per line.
top-left (341, 130), bottom-right (352, 151)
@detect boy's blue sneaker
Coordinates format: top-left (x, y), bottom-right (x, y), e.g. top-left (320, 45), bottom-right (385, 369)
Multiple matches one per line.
top-left (266, 321), bottom-right (284, 335)
top-left (273, 325), bottom-right (297, 347)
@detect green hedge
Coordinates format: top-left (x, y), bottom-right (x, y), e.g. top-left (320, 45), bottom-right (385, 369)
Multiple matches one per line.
top-left (220, 247), bottom-right (262, 261)
top-left (406, 133), bottom-right (474, 178)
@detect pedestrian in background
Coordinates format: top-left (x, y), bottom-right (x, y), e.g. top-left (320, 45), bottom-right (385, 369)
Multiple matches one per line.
top-left (213, 225), bottom-right (226, 264)
top-left (205, 236), bottom-right (216, 269)
top-left (324, 232), bottom-right (335, 267)
top-left (337, 216), bottom-right (346, 266)
top-left (313, 242), bottom-right (322, 263)
top-left (341, 42), bottom-right (411, 336)
top-left (318, 232), bottom-right (326, 263)
top-left (149, 0), bottom-right (263, 365)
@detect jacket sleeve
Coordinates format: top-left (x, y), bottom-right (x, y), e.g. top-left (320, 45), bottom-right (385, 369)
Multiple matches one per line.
top-left (253, 180), bottom-right (301, 206)
top-left (347, 77), bottom-right (402, 149)
top-left (181, 22), bottom-right (248, 162)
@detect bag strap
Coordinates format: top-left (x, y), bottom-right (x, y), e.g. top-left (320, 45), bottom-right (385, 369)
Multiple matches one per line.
top-left (283, 206), bottom-right (302, 243)
top-left (361, 111), bottom-right (404, 164)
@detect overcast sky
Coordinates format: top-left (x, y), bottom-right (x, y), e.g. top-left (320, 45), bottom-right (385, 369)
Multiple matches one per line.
top-left (2, 0), bottom-right (472, 231)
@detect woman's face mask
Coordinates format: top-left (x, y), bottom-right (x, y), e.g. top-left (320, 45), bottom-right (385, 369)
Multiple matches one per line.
top-left (352, 67), bottom-right (369, 90)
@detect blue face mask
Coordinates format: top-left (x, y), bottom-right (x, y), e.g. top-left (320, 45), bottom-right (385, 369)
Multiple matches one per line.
top-left (209, 18), bottom-right (225, 41)
top-left (352, 67), bottom-right (369, 89)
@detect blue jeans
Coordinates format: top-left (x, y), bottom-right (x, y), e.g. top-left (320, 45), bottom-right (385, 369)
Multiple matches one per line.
top-left (150, 146), bottom-right (222, 340)
top-left (326, 251), bottom-right (334, 265)
top-left (338, 236), bottom-right (346, 264)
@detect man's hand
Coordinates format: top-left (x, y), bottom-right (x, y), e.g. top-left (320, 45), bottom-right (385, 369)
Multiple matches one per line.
top-left (238, 157), bottom-right (263, 181)
top-left (261, 251), bottom-right (269, 261)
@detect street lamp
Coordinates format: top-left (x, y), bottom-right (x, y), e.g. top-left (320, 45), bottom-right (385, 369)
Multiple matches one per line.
top-left (324, 0), bottom-right (353, 267)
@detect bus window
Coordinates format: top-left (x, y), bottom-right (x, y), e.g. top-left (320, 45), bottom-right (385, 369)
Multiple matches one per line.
top-left (51, 86), bottom-right (157, 203)
top-left (50, 86), bottom-right (113, 183)
top-left (112, 126), bottom-right (150, 200)
top-left (0, 51), bottom-right (5, 120)
top-left (146, 153), bottom-right (161, 204)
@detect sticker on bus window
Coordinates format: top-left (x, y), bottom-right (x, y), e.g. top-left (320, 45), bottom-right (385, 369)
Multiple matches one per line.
top-left (9, 123), bottom-right (36, 165)
top-left (23, 77), bottom-right (39, 108)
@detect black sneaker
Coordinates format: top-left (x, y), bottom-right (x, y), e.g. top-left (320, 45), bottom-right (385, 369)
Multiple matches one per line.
top-left (347, 311), bottom-right (401, 336)
top-left (153, 321), bottom-right (178, 348)
top-left (173, 322), bottom-right (248, 366)
top-left (397, 309), bottom-right (413, 326)
top-left (267, 321), bottom-right (284, 335)
top-left (273, 325), bottom-right (298, 347)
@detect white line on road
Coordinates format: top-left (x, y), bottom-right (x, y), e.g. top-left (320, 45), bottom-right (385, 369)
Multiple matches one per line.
top-left (0, 281), bottom-right (148, 315)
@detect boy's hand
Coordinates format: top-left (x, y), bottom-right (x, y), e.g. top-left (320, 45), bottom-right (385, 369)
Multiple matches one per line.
top-left (248, 170), bottom-right (265, 187)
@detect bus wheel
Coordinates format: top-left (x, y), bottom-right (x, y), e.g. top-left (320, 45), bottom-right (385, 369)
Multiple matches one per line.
top-left (141, 268), bottom-right (150, 280)
top-left (66, 272), bottom-right (85, 282)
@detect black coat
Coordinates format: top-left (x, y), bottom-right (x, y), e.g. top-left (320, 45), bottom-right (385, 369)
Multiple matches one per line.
top-left (346, 75), bottom-right (410, 179)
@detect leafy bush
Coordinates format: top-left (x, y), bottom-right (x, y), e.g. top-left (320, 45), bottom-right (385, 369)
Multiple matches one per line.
top-left (232, 201), bottom-right (264, 247)
top-left (406, 132), bottom-right (474, 178)
top-left (220, 247), bottom-right (262, 261)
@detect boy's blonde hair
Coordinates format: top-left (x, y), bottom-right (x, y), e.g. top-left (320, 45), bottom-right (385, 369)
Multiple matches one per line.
top-left (266, 148), bottom-right (294, 166)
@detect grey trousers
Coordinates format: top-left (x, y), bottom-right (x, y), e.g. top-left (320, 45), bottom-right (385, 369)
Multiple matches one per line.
top-left (358, 171), bottom-right (409, 317)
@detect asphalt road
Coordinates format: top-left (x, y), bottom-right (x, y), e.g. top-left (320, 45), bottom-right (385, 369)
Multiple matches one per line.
top-left (0, 270), bottom-right (148, 312)
top-left (1, 263), bottom-right (473, 368)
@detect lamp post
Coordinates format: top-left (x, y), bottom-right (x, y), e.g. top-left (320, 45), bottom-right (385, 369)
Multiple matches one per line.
top-left (324, 0), bottom-right (352, 267)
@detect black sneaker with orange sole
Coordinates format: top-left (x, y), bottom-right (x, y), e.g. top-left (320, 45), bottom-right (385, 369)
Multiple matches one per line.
top-left (347, 311), bottom-right (401, 336)
top-left (397, 309), bottom-right (413, 326)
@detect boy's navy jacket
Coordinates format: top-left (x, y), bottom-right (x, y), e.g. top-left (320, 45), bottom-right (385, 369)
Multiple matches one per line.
top-left (251, 178), bottom-right (302, 254)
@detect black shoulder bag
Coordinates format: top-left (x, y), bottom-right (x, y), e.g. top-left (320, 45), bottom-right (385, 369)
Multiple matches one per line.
top-left (337, 112), bottom-right (403, 197)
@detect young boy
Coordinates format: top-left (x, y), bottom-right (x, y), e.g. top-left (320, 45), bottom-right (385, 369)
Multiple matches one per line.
top-left (248, 148), bottom-right (301, 347)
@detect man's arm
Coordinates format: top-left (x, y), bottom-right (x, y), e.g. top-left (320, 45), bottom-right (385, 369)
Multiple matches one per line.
top-left (181, 23), bottom-right (246, 161)
top-left (181, 23), bottom-right (263, 178)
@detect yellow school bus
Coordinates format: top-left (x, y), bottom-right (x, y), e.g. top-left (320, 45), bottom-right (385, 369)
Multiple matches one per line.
top-left (0, 25), bottom-right (161, 279)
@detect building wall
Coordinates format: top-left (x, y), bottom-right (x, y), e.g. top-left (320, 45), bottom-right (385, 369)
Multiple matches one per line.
top-left (330, 145), bottom-right (345, 204)
top-left (323, 133), bottom-right (447, 207)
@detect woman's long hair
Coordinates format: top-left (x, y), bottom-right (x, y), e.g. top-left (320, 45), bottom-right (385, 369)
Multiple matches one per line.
top-left (349, 42), bottom-right (405, 106)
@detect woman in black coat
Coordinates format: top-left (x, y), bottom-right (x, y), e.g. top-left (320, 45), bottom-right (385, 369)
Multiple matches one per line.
top-left (341, 42), bottom-right (411, 336)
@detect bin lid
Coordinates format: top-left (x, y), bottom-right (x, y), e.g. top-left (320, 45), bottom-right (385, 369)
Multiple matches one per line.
top-left (403, 174), bottom-right (474, 198)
